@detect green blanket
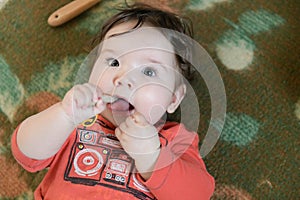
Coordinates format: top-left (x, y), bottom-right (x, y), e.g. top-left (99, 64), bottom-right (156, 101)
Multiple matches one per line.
top-left (0, 0), bottom-right (299, 199)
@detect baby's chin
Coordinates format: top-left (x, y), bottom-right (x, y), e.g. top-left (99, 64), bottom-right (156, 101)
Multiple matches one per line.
top-left (103, 111), bottom-right (132, 126)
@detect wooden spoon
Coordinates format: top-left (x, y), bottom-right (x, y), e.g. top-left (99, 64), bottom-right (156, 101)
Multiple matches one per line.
top-left (48, 0), bottom-right (101, 27)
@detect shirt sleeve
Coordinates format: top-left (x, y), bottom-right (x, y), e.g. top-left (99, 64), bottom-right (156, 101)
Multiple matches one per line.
top-left (11, 125), bottom-right (54, 173)
top-left (142, 124), bottom-right (215, 200)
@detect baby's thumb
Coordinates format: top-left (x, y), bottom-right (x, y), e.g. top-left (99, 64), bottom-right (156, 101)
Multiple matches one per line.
top-left (94, 99), bottom-right (106, 114)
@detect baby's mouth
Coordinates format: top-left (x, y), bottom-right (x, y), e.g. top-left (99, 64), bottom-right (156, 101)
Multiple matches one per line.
top-left (107, 98), bottom-right (135, 112)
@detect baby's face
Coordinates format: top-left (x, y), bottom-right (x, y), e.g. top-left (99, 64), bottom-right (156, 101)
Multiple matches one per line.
top-left (89, 21), bottom-right (183, 125)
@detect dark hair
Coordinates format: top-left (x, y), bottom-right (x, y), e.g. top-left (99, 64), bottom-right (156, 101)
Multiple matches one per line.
top-left (91, 2), bottom-right (195, 80)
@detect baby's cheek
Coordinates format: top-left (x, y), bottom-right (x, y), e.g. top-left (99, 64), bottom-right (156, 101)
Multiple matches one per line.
top-left (134, 87), bottom-right (172, 124)
top-left (135, 103), bottom-right (165, 125)
top-left (147, 104), bottom-right (167, 124)
top-left (92, 74), bottom-right (112, 92)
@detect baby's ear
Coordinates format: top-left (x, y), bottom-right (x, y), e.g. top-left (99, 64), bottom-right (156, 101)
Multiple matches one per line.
top-left (167, 84), bottom-right (186, 113)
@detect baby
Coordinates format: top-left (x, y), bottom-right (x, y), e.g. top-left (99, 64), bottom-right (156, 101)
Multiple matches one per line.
top-left (12, 3), bottom-right (215, 200)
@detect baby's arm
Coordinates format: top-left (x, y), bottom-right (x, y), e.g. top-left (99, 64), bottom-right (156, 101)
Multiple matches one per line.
top-left (115, 112), bottom-right (160, 180)
top-left (116, 113), bottom-right (214, 199)
top-left (17, 83), bottom-right (105, 160)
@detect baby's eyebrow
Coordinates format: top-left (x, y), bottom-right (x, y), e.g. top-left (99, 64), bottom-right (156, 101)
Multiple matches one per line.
top-left (146, 58), bottom-right (169, 71)
top-left (147, 58), bottom-right (164, 65)
top-left (100, 48), bottom-right (115, 55)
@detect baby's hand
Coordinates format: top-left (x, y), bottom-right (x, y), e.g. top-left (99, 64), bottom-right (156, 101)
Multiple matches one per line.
top-left (61, 83), bottom-right (105, 124)
top-left (115, 112), bottom-right (161, 177)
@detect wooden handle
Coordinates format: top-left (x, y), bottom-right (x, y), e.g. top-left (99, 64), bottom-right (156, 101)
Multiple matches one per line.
top-left (48, 0), bottom-right (101, 27)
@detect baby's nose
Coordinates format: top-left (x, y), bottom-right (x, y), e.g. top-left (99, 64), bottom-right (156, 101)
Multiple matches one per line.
top-left (113, 74), bottom-right (133, 88)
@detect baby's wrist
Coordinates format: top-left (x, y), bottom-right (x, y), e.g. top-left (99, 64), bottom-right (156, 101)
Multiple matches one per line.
top-left (134, 148), bottom-right (160, 180)
top-left (57, 102), bottom-right (77, 127)
top-left (134, 148), bottom-right (160, 172)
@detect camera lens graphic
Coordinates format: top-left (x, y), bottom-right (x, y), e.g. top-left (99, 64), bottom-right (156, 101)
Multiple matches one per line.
top-left (73, 27), bottom-right (226, 164)
top-left (74, 148), bottom-right (104, 176)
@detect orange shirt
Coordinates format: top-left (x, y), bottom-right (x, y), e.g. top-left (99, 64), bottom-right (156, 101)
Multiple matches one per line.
top-left (12, 115), bottom-right (214, 200)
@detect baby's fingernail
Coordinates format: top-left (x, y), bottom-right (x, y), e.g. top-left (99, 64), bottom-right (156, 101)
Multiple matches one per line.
top-left (130, 114), bottom-right (138, 123)
top-left (132, 112), bottom-right (144, 124)
top-left (95, 100), bottom-right (102, 107)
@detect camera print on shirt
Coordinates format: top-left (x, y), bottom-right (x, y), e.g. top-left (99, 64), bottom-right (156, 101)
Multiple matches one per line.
top-left (64, 115), bottom-right (161, 200)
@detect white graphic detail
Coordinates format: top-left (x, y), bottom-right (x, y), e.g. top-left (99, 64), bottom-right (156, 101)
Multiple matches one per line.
top-left (133, 173), bottom-right (150, 192)
top-left (110, 162), bottom-right (126, 173)
top-left (107, 159), bottom-right (130, 176)
top-left (74, 148), bottom-right (103, 176)
top-left (80, 130), bottom-right (97, 144)
top-left (101, 137), bottom-right (122, 148)
top-left (82, 156), bottom-right (95, 166)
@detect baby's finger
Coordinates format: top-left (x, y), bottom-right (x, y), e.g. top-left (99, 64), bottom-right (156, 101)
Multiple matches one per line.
top-left (72, 85), bottom-right (91, 108)
top-left (119, 121), bottom-right (129, 134)
top-left (72, 86), bottom-right (87, 108)
top-left (94, 99), bottom-right (106, 114)
top-left (128, 111), bottom-right (149, 126)
top-left (80, 83), bottom-right (101, 106)
top-left (84, 83), bottom-right (103, 102)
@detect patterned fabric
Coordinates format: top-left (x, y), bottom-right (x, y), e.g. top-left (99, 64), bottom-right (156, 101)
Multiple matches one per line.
top-left (0, 0), bottom-right (298, 199)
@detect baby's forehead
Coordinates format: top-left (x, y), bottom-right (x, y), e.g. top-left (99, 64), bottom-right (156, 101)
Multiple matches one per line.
top-left (102, 26), bottom-right (175, 54)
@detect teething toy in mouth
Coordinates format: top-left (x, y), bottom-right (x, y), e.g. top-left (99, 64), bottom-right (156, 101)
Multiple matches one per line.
top-left (101, 95), bottom-right (118, 103)
top-left (95, 95), bottom-right (134, 113)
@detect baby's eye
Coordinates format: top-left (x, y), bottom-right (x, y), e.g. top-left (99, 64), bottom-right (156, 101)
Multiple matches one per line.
top-left (142, 67), bottom-right (156, 77)
top-left (107, 58), bottom-right (119, 67)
